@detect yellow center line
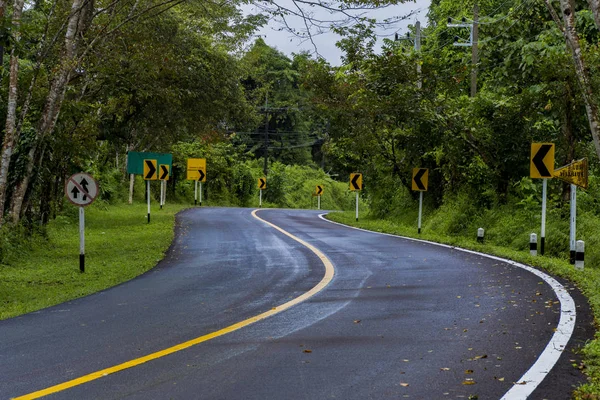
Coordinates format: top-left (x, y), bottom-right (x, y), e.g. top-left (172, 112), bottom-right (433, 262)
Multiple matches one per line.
top-left (13, 209), bottom-right (335, 400)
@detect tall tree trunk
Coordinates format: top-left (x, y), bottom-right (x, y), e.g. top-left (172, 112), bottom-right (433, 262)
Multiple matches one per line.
top-left (553, 0), bottom-right (600, 161)
top-left (586, 0), bottom-right (600, 30)
top-left (0, 0), bottom-right (25, 225)
top-left (10, 0), bottom-right (84, 223)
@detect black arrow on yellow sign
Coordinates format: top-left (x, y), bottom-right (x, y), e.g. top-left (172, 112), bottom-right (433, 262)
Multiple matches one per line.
top-left (197, 169), bottom-right (205, 182)
top-left (159, 165), bottom-right (169, 180)
top-left (259, 178), bottom-right (266, 189)
top-left (144, 159), bottom-right (157, 180)
top-left (531, 144), bottom-right (554, 178)
top-left (412, 168), bottom-right (429, 191)
top-left (413, 169), bottom-right (427, 191)
top-left (316, 185), bottom-right (323, 195)
top-left (350, 173), bottom-right (362, 191)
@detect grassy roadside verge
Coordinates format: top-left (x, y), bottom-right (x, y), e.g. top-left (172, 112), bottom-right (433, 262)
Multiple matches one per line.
top-left (0, 202), bottom-right (189, 320)
top-left (326, 211), bottom-right (600, 398)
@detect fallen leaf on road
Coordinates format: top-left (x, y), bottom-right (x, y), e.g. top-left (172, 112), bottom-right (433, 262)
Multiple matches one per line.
top-left (303, 349), bottom-right (312, 353)
top-left (400, 383), bottom-right (409, 387)
top-left (465, 370), bottom-right (474, 374)
top-left (462, 379), bottom-right (476, 385)
top-left (354, 320), bottom-right (361, 324)
top-left (441, 368), bottom-right (450, 371)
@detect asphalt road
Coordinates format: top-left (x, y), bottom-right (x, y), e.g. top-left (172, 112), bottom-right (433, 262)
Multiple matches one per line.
top-left (0, 208), bottom-right (593, 400)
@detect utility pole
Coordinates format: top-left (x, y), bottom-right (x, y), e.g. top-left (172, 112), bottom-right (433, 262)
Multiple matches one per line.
top-left (263, 94), bottom-right (268, 176)
top-left (471, 3), bottom-right (479, 97)
top-left (415, 21), bottom-right (422, 89)
top-left (448, 3), bottom-right (479, 97)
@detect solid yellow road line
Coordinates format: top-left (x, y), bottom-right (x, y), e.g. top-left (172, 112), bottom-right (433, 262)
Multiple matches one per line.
top-left (13, 209), bottom-right (334, 400)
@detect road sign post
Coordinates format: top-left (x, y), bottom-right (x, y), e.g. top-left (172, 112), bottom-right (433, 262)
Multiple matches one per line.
top-left (553, 158), bottom-right (588, 264)
top-left (143, 159), bottom-right (157, 223)
top-left (350, 173), bottom-right (362, 221)
top-left (570, 184), bottom-right (577, 264)
top-left (412, 168), bottom-right (429, 234)
top-left (316, 185), bottom-right (323, 210)
top-left (147, 181), bottom-right (151, 223)
top-left (258, 178), bottom-right (266, 207)
top-left (530, 143), bottom-right (555, 255)
top-left (65, 173), bottom-right (98, 273)
top-left (187, 158), bottom-right (206, 205)
top-left (158, 164), bottom-right (169, 210)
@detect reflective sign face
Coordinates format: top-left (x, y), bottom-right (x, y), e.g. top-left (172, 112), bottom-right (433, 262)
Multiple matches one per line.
top-left (258, 178), bottom-right (266, 189)
top-left (159, 165), bottom-right (170, 181)
top-left (554, 158), bottom-right (588, 189)
top-left (144, 159), bottom-right (158, 180)
top-left (412, 168), bottom-right (429, 191)
top-left (530, 143), bottom-right (555, 178)
top-left (187, 158), bottom-right (206, 181)
top-left (350, 173), bottom-right (362, 191)
top-left (316, 185), bottom-right (323, 195)
top-left (65, 173), bottom-right (98, 206)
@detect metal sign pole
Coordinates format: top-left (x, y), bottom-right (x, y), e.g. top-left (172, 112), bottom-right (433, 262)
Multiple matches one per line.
top-left (79, 207), bottom-right (85, 273)
top-left (200, 182), bottom-right (203, 206)
top-left (541, 178), bottom-right (547, 255)
top-left (147, 180), bottom-right (151, 224)
top-left (355, 192), bottom-right (359, 221)
top-left (570, 184), bottom-right (577, 264)
top-left (318, 195), bottom-right (321, 210)
top-left (194, 180), bottom-right (198, 205)
top-left (163, 180), bottom-right (166, 206)
top-left (259, 189), bottom-right (262, 207)
top-left (418, 191), bottom-right (423, 234)
top-left (160, 180), bottom-right (164, 209)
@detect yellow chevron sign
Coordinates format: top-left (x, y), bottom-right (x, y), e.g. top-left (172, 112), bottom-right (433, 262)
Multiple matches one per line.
top-left (554, 158), bottom-right (588, 189)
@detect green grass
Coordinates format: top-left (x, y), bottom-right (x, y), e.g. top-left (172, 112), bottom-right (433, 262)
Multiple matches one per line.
top-left (326, 210), bottom-right (600, 399)
top-left (0, 201), bottom-right (189, 320)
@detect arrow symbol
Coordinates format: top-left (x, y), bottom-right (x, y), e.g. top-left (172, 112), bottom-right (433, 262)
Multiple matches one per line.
top-left (351, 174), bottom-right (361, 190)
top-left (414, 169), bottom-right (427, 191)
top-left (533, 144), bottom-right (553, 177)
top-left (197, 169), bottom-right (205, 181)
top-left (71, 186), bottom-right (80, 199)
top-left (259, 178), bottom-right (266, 189)
top-left (160, 165), bottom-right (169, 180)
top-left (79, 178), bottom-right (88, 200)
top-left (145, 160), bottom-right (156, 179)
top-left (317, 186), bottom-right (323, 195)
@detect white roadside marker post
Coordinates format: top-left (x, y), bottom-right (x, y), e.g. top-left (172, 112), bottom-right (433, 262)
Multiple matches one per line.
top-left (575, 240), bottom-right (585, 270)
top-left (477, 228), bottom-right (484, 243)
top-left (530, 233), bottom-right (537, 256)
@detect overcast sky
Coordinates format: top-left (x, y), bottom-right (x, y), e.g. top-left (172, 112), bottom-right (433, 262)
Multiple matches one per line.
top-left (243, 0), bottom-right (432, 66)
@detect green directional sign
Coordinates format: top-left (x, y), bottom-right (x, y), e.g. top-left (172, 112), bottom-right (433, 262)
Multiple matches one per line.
top-left (127, 152), bottom-right (172, 176)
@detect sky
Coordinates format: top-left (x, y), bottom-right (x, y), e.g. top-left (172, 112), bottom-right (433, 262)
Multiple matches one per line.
top-left (243, 0), bottom-right (432, 66)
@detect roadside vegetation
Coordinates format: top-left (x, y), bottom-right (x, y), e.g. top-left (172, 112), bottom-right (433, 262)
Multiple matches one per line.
top-left (2, 0), bottom-right (600, 397)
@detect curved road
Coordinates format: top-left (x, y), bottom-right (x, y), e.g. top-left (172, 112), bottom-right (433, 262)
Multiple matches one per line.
top-left (0, 208), bottom-right (592, 399)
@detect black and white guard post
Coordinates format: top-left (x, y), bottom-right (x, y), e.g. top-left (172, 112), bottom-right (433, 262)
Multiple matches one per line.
top-left (530, 233), bottom-right (537, 256)
top-left (199, 181), bottom-right (203, 206)
top-left (477, 228), bottom-right (484, 243)
top-left (575, 240), bottom-right (585, 270)
top-left (65, 173), bottom-right (98, 273)
top-left (194, 181), bottom-right (198, 205)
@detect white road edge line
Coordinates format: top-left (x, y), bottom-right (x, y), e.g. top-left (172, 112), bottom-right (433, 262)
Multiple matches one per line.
top-left (318, 214), bottom-right (576, 400)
